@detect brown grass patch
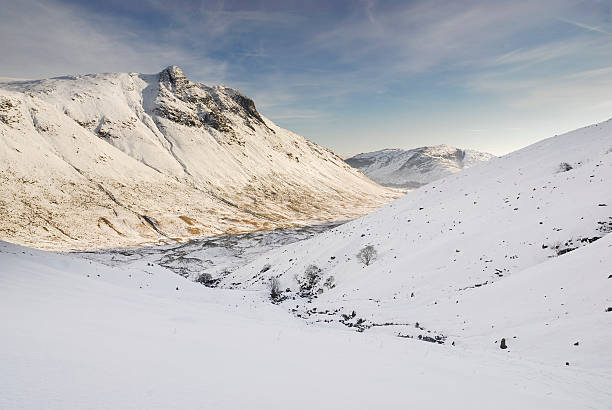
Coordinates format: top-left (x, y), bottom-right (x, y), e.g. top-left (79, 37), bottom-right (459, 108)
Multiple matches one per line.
top-left (179, 215), bottom-right (197, 226)
top-left (187, 227), bottom-right (201, 235)
top-left (97, 217), bottom-right (125, 236)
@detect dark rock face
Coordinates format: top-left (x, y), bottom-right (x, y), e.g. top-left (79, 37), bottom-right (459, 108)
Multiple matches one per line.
top-left (154, 104), bottom-right (201, 128)
top-left (159, 66), bottom-right (189, 91)
top-left (153, 65), bottom-right (270, 138)
top-left (204, 109), bottom-right (233, 133)
top-left (232, 92), bottom-right (265, 124)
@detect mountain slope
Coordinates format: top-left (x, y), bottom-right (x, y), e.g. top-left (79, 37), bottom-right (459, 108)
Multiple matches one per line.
top-left (0, 66), bottom-right (399, 250)
top-left (345, 145), bottom-right (494, 188)
top-left (223, 119), bottom-right (612, 371)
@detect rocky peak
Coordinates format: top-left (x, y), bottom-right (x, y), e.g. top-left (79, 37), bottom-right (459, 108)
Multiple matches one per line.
top-left (152, 66), bottom-right (273, 136)
top-left (159, 65), bottom-right (189, 90)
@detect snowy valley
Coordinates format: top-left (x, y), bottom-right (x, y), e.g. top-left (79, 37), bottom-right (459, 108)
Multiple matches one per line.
top-left (1, 112), bottom-right (611, 408)
top-left (3, 0), bottom-right (612, 408)
top-left (3, 239), bottom-right (608, 410)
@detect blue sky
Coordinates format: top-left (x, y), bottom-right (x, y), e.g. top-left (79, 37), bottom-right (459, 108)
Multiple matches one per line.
top-left (1, 0), bottom-right (612, 156)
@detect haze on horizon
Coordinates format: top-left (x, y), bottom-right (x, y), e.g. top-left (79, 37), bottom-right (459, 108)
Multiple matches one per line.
top-left (1, 0), bottom-right (611, 156)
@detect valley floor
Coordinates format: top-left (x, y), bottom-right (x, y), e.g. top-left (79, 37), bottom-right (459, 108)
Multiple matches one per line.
top-left (77, 221), bottom-right (345, 282)
top-left (1, 240), bottom-right (610, 410)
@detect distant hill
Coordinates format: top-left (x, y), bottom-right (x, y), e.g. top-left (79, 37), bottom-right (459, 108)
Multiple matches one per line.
top-left (345, 145), bottom-right (494, 188)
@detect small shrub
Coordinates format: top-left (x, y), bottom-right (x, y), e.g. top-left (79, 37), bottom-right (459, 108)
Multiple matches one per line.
top-left (324, 276), bottom-right (336, 289)
top-left (196, 272), bottom-right (213, 285)
top-left (357, 245), bottom-right (378, 266)
top-left (296, 265), bottom-right (322, 297)
top-left (558, 162), bottom-right (573, 172)
top-left (269, 277), bottom-right (282, 302)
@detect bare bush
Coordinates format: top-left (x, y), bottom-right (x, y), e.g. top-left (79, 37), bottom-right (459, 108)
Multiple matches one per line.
top-left (269, 277), bottom-right (282, 302)
top-left (296, 265), bottom-right (322, 297)
top-left (357, 245), bottom-right (377, 266)
top-left (196, 272), bottom-right (213, 285)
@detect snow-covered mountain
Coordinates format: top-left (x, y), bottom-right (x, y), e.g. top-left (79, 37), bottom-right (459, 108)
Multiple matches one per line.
top-left (0, 66), bottom-right (399, 250)
top-left (345, 145), bottom-right (495, 188)
top-left (224, 119), bottom-right (612, 372)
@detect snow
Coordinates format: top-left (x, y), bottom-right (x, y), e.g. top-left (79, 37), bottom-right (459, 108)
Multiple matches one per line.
top-left (77, 221), bottom-right (345, 282)
top-left (345, 145), bottom-right (494, 189)
top-left (1, 240), bottom-right (609, 409)
top-left (220, 119), bottom-right (612, 383)
top-left (0, 67), bottom-right (399, 250)
top-left (1, 69), bottom-right (611, 409)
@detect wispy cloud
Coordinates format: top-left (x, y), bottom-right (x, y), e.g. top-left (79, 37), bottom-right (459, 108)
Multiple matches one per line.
top-left (308, 1), bottom-right (575, 74)
top-left (491, 40), bottom-right (584, 67)
top-left (1, 0), bottom-right (612, 155)
top-left (0, 0), bottom-right (228, 81)
top-left (467, 58), bottom-right (612, 115)
top-left (558, 17), bottom-right (612, 35)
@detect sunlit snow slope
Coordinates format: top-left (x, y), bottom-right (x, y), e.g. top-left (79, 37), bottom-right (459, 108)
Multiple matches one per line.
top-left (0, 66), bottom-right (398, 250)
top-left (345, 145), bottom-right (494, 188)
top-left (224, 119), bottom-right (612, 372)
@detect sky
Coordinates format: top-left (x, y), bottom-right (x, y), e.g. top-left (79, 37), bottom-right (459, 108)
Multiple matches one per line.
top-left (1, 0), bottom-right (612, 156)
